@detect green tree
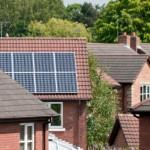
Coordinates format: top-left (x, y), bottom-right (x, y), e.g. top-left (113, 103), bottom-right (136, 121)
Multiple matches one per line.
top-left (0, 0), bottom-right (65, 36)
top-left (66, 2), bottom-right (99, 27)
top-left (87, 55), bottom-right (117, 149)
top-left (28, 18), bottom-right (91, 40)
top-left (92, 0), bottom-right (150, 42)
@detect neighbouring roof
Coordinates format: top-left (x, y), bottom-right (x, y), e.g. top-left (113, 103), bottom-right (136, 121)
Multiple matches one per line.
top-left (94, 55), bottom-right (149, 83)
top-left (140, 43), bottom-right (150, 55)
top-left (0, 38), bottom-right (91, 101)
top-left (88, 43), bottom-right (138, 55)
top-left (109, 114), bottom-right (139, 148)
top-left (97, 69), bottom-right (120, 88)
top-left (0, 70), bottom-right (56, 120)
top-left (130, 100), bottom-right (150, 114)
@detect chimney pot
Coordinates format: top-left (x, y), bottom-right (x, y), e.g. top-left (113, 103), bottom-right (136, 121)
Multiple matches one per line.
top-left (131, 32), bottom-right (136, 36)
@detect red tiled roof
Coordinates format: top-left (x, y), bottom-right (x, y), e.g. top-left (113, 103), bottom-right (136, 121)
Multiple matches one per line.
top-left (0, 38), bottom-right (91, 101)
top-left (109, 114), bottom-right (139, 148)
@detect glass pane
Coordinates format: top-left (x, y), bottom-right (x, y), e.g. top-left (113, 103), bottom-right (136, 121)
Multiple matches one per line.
top-left (13, 53), bottom-right (33, 72)
top-left (34, 53), bottom-right (54, 72)
top-left (27, 126), bottom-right (32, 140)
top-left (51, 104), bottom-right (61, 113)
top-left (51, 116), bottom-right (61, 126)
top-left (20, 125), bottom-right (25, 141)
top-left (20, 143), bottom-right (25, 150)
top-left (27, 142), bottom-right (32, 150)
top-left (55, 53), bottom-right (75, 72)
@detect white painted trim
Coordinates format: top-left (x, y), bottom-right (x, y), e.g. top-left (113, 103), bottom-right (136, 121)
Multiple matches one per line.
top-left (49, 128), bottom-right (66, 132)
top-left (20, 123), bottom-right (34, 150)
top-left (48, 102), bottom-right (63, 129)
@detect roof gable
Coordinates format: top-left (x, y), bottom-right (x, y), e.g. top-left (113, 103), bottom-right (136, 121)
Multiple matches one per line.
top-left (0, 71), bottom-right (56, 120)
top-left (109, 114), bottom-right (139, 148)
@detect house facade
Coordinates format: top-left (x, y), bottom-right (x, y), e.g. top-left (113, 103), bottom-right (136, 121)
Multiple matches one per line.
top-left (0, 38), bottom-right (91, 150)
top-left (0, 71), bottom-right (56, 150)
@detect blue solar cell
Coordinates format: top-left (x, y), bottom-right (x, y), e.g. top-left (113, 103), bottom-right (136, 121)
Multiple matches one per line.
top-left (0, 53), bottom-right (11, 72)
top-left (34, 53), bottom-right (54, 72)
top-left (13, 53), bottom-right (33, 72)
top-left (57, 73), bottom-right (77, 93)
top-left (35, 73), bottom-right (56, 93)
top-left (55, 53), bottom-right (75, 72)
top-left (14, 73), bottom-right (34, 92)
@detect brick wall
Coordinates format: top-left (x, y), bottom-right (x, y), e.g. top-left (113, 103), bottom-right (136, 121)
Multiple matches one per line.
top-left (0, 121), bottom-right (48, 150)
top-left (139, 115), bottom-right (150, 150)
top-left (113, 128), bottom-right (128, 148)
top-left (51, 101), bottom-right (87, 150)
top-left (132, 62), bottom-right (150, 106)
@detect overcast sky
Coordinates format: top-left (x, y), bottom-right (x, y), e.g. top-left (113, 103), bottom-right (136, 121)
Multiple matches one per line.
top-left (64, 0), bottom-right (110, 6)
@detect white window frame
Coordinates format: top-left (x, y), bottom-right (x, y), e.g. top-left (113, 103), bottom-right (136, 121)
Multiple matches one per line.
top-left (140, 84), bottom-right (150, 101)
top-left (20, 123), bottom-right (34, 150)
top-left (47, 102), bottom-right (64, 130)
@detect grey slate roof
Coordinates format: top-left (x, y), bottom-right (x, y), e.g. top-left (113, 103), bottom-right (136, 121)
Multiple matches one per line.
top-left (88, 43), bottom-right (138, 55)
top-left (0, 71), bottom-right (56, 120)
top-left (130, 100), bottom-right (150, 113)
top-left (140, 44), bottom-right (150, 55)
top-left (95, 55), bottom-right (148, 83)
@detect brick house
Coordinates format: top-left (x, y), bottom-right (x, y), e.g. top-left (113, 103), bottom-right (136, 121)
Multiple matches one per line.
top-left (108, 114), bottom-right (139, 149)
top-left (88, 48), bottom-right (150, 112)
top-left (0, 38), bottom-right (91, 150)
top-left (130, 100), bottom-right (150, 150)
top-left (0, 70), bottom-right (56, 150)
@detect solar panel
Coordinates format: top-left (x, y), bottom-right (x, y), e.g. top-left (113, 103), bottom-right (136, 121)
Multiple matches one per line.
top-left (36, 73), bottom-right (56, 92)
top-left (0, 52), bottom-right (77, 93)
top-left (34, 53), bottom-right (54, 72)
top-left (14, 73), bottom-right (34, 92)
top-left (55, 53), bottom-right (75, 72)
top-left (0, 53), bottom-right (11, 72)
top-left (13, 53), bottom-right (33, 72)
top-left (57, 73), bottom-right (77, 92)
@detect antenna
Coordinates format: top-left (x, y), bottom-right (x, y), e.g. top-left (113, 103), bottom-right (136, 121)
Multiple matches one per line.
top-left (0, 21), bottom-right (9, 38)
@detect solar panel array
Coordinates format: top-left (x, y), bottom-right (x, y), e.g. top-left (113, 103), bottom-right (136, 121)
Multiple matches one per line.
top-left (0, 52), bottom-right (77, 93)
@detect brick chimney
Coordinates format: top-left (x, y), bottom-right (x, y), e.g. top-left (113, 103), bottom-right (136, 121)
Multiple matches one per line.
top-left (130, 32), bottom-right (140, 51)
top-left (118, 32), bottom-right (130, 47)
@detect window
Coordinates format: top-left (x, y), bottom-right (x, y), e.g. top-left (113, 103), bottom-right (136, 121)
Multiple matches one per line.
top-left (140, 85), bottom-right (150, 101)
top-left (47, 102), bottom-right (63, 128)
top-left (20, 123), bottom-right (34, 150)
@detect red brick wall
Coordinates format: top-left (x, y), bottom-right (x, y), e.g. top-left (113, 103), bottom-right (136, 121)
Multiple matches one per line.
top-left (51, 101), bottom-right (87, 150)
top-left (132, 62), bottom-right (150, 106)
top-left (139, 115), bottom-right (150, 150)
top-left (0, 121), bottom-right (48, 150)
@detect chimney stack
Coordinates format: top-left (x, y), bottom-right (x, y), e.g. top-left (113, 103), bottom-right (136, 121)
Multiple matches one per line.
top-left (130, 32), bottom-right (140, 51)
top-left (118, 32), bottom-right (141, 51)
top-left (118, 32), bottom-right (130, 47)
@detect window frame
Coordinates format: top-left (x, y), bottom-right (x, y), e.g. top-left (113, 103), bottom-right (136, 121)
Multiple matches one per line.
top-left (140, 84), bottom-right (150, 101)
top-left (20, 123), bottom-right (34, 150)
top-left (47, 102), bottom-right (63, 129)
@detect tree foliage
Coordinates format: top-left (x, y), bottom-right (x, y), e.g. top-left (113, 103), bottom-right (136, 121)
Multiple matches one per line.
top-left (28, 18), bottom-right (91, 40)
top-left (92, 0), bottom-right (150, 42)
top-left (0, 0), bottom-right (65, 36)
top-left (66, 2), bottom-right (99, 27)
top-left (87, 55), bottom-right (117, 149)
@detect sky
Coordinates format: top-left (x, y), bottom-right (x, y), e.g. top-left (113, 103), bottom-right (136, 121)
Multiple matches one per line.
top-left (63, 0), bottom-right (110, 6)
